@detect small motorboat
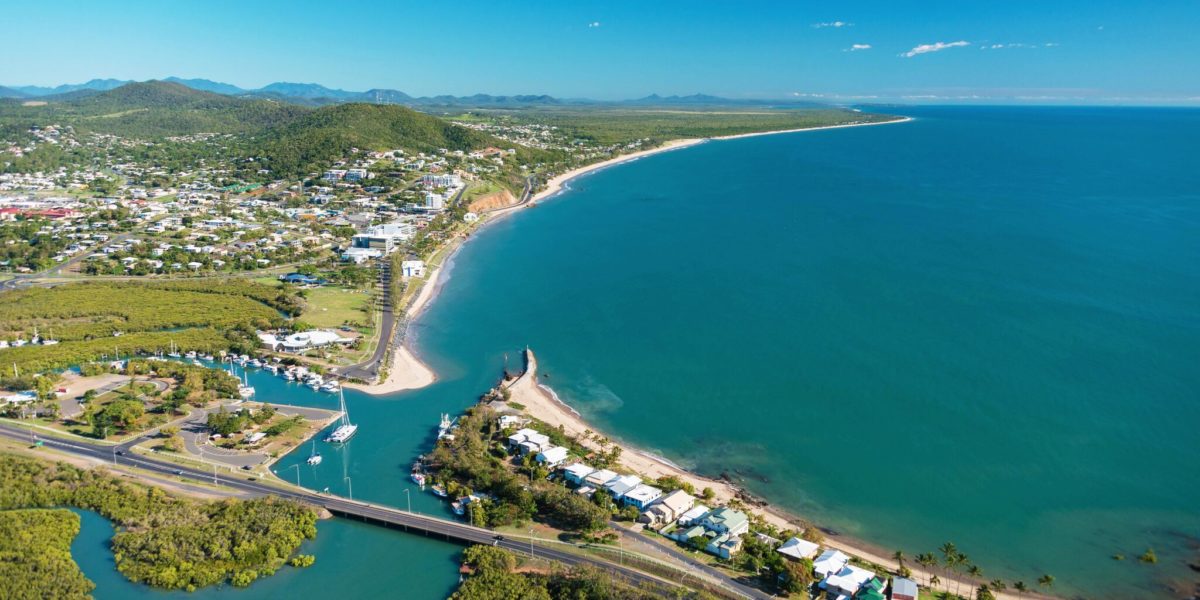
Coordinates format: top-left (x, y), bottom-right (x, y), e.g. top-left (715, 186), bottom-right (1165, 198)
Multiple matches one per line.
top-left (431, 484), bottom-right (448, 498)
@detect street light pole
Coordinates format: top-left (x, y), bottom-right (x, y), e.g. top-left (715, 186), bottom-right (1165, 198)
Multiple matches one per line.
top-left (344, 476), bottom-right (352, 500)
top-left (530, 528), bottom-right (535, 558)
top-left (288, 464), bottom-right (300, 487)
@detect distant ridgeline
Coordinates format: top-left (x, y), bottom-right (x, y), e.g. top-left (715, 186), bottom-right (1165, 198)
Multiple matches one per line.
top-left (0, 280), bottom-right (300, 374)
top-left (0, 81), bottom-right (557, 177)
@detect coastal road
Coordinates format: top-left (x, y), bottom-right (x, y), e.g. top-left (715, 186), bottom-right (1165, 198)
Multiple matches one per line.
top-left (0, 421), bottom-right (725, 597)
top-left (335, 259), bottom-right (394, 382)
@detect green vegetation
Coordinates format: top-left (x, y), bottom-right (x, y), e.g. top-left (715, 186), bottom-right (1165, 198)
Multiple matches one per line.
top-left (254, 103), bottom-right (554, 177)
top-left (298, 286), bottom-right (371, 329)
top-left (450, 545), bottom-right (712, 600)
top-left (0, 508), bottom-right (95, 600)
top-left (0, 453), bottom-right (317, 591)
top-left (0, 280), bottom-right (298, 373)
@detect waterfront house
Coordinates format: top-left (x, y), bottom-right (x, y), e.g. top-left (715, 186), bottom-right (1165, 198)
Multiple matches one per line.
top-left (706, 532), bottom-right (744, 559)
top-left (584, 468), bottom-right (619, 488)
top-left (855, 577), bottom-right (886, 600)
top-left (562, 463), bottom-right (595, 485)
top-left (507, 428), bottom-right (550, 455)
top-left (776, 536), bottom-right (820, 561)
top-left (813, 548), bottom-right (850, 578)
top-left (698, 507), bottom-right (749, 537)
top-left (621, 484), bottom-right (663, 510)
top-left (536, 445), bottom-right (569, 468)
top-left (820, 564), bottom-right (876, 597)
top-left (605, 474), bottom-right (642, 499)
top-left (639, 489), bottom-right (695, 527)
top-left (889, 577), bottom-right (919, 600)
top-left (676, 504), bottom-right (710, 526)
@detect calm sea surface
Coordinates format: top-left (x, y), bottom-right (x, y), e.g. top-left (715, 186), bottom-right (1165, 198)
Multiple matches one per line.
top-left (76, 106), bottom-right (1200, 599)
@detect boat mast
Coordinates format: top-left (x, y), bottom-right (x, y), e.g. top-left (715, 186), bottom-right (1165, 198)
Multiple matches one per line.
top-left (338, 388), bottom-right (351, 426)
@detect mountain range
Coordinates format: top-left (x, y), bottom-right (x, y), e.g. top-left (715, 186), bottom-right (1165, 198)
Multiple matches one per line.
top-left (0, 77), bottom-right (822, 108)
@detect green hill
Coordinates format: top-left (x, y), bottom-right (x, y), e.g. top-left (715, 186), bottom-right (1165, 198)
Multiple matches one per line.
top-left (65, 81), bottom-right (309, 136)
top-left (252, 103), bottom-right (544, 176)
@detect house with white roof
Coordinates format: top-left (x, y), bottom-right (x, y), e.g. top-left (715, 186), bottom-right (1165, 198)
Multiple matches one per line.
top-left (400, 260), bottom-right (425, 278)
top-left (776, 537), bottom-right (820, 561)
top-left (621, 484), bottom-right (663, 510)
top-left (506, 428), bottom-right (551, 456)
top-left (536, 445), bottom-right (569, 468)
top-left (891, 577), bottom-right (919, 600)
top-left (584, 469), bottom-right (619, 489)
top-left (604, 474), bottom-right (642, 499)
top-left (813, 548), bottom-right (850, 578)
top-left (676, 504), bottom-right (710, 526)
top-left (819, 563), bottom-right (875, 597)
top-left (562, 463), bottom-right (595, 486)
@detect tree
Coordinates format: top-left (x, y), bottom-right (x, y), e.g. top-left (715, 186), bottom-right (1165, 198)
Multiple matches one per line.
top-left (779, 558), bottom-right (814, 596)
top-left (1037, 574), bottom-right (1054, 591)
top-left (976, 584), bottom-right (996, 600)
top-left (1012, 580), bottom-right (1028, 597)
top-left (893, 550), bottom-right (906, 573)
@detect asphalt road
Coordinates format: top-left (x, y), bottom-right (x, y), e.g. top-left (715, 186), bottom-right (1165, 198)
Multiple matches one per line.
top-left (0, 421), bottom-right (746, 597)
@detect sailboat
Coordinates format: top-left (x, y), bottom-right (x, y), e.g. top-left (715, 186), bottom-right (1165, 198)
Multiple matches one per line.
top-left (238, 370), bottom-right (255, 399)
top-left (325, 389), bottom-right (358, 443)
top-left (306, 441), bottom-right (323, 465)
top-left (167, 340), bottom-right (181, 358)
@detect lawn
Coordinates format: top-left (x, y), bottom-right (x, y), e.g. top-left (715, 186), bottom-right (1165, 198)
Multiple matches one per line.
top-left (300, 286), bottom-right (372, 330)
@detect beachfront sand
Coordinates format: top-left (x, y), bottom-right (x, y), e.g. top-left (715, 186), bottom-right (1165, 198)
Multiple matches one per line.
top-left (504, 348), bottom-right (1031, 600)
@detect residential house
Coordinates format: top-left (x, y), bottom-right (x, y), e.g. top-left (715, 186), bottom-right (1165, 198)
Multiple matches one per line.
top-left (776, 537), bottom-right (820, 561)
top-left (506, 428), bottom-right (550, 456)
top-left (820, 564), bottom-right (876, 598)
top-left (890, 577), bottom-right (919, 600)
top-left (638, 489), bottom-right (696, 527)
top-left (583, 469), bottom-right (619, 489)
top-left (535, 445), bottom-right (569, 468)
top-left (813, 549), bottom-right (851, 579)
top-left (698, 507), bottom-right (749, 537)
top-left (562, 463), bottom-right (595, 486)
top-left (604, 474), bottom-right (642, 499)
top-left (676, 504), bottom-right (710, 526)
top-left (706, 533), bottom-right (743, 559)
top-left (621, 484), bottom-right (663, 510)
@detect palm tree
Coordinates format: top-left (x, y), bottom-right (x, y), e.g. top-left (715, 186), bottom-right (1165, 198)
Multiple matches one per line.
top-left (893, 550), bottom-right (906, 573)
top-left (931, 574), bottom-right (941, 593)
top-left (939, 543), bottom-right (958, 594)
top-left (989, 579), bottom-right (1007, 593)
top-left (1037, 574), bottom-right (1055, 591)
top-left (1013, 580), bottom-right (1028, 597)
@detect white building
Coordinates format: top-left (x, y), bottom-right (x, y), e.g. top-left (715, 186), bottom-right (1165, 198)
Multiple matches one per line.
top-left (536, 445), bottom-right (569, 468)
top-left (562, 463), bottom-right (595, 485)
top-left (400, 260), bottom-right (426, 278)
top-left (776, 537), bottom-right (820, 561)
top-left (352, 222), bottom-right (415, 254)
top-left (621, 484), bottom-right (663, 510)
top-left (813, 549), bottom-right (850, 578)
top-left (258, 330), bottom-right (353, 352)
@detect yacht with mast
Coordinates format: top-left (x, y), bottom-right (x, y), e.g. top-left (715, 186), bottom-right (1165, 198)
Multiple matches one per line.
top-left (306, 441), bottom-right (323, 465)
top-left (325, 389), bottom-right (358, 443)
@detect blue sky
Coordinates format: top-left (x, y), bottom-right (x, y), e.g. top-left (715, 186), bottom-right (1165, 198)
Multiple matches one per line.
top-left (4, 0), bottom-right (1199, 104)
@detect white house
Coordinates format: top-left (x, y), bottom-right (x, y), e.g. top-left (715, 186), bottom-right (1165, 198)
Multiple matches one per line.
top-left (604, 474), bottom-right (642, 499)
top-left (400, 260), bottom-right (426, 278)
top-left (535, 445), bottom-right (569, 468)
top-left (813, 549), bottom-right (850, 578)
top-left (820, 564), bottom-right (876, 597)
top-left (621, 484), bottom-right (663, 510)
top-left (507, 428), bottom-right (550, 456)
top-left (562, 463), bottom-right (595, 485)
top-left (776, 537), bottom-right (820, 561)
top-left (584, 469), bottom-right (619, 489)
top-left (676, 504), bottom-right (710, 526)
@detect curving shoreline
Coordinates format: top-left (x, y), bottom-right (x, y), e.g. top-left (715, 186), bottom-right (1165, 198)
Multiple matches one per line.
top-left (359, 115), bottom-right (914, 395)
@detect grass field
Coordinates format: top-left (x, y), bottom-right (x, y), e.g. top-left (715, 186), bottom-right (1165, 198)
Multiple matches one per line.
top-left (299, 286), bottom-right (372, 329)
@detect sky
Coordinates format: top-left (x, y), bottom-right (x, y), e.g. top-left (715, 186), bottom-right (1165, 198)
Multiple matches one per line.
top-left (3, 0), bottom-right (1199, 104)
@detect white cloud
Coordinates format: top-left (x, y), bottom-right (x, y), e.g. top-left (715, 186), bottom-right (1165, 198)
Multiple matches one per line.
top-left (813, 21), bottom-right (851, 28)
top-left (979, 42), bottom-right (1058, 50)
top-left (902, 40), bottom-right (970, 58)
top-left (587, 21), bottom-right (601, 28)
top-left (845, 44), bottom-right (872, 52)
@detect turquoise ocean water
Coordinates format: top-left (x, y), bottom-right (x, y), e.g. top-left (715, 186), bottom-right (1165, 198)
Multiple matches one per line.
top-left (74, 107), bottom-right (1200, 598)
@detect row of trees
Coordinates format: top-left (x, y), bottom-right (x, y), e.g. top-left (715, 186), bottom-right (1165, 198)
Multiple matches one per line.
top-left (896, 542), bottom-right (1055, 600)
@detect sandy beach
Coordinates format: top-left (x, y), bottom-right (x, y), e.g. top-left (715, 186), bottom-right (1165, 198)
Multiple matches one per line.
top-left (505, 348), bottom-right (1033, 600)
top-left (351, 117), bottom-right (914, 398)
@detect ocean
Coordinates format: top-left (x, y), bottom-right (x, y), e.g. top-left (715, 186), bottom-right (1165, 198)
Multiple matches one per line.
top-left (77, 106), bottom-right (1200, 599)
